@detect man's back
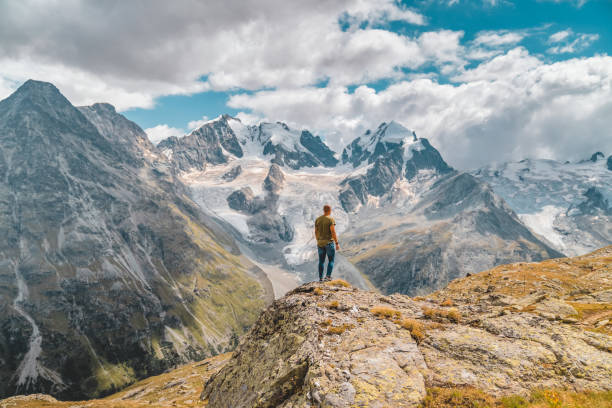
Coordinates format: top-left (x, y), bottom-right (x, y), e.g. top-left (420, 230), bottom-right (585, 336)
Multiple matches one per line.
top-left (315, 215), bottom-right (335, 248)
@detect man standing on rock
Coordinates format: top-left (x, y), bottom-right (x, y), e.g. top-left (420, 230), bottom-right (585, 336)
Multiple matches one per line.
top-left (315, 205), bottom-right (340, 282)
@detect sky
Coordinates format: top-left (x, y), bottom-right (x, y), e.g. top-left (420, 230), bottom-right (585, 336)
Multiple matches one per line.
top-left (0, 0), bottom-right (611, 169)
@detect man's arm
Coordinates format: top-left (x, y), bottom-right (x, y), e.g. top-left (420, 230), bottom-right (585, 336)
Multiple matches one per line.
top-left (330, 224), bottom-right (340, 249)
top-left (314, 225), bottom-right (319, 241)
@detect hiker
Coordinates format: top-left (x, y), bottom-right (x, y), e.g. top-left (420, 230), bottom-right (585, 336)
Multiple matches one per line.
top-left (314, 204), bottom-right (340, 282)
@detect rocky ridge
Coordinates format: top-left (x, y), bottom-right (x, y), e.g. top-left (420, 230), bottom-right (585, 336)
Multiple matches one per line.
top-left (199, 246), bottom-right (612, 407)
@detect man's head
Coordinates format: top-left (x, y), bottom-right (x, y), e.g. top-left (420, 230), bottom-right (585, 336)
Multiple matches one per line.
top-left (323, 204), bottom-right (331, 215)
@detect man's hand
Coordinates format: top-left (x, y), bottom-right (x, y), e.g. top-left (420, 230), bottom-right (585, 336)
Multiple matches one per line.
top-left (335, 241), bottom-right (340, 250)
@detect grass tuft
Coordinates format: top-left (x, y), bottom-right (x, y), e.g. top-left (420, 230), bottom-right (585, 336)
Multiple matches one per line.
top-left (371, 306), bottom-right (402, 319)
top-left (394, 318), bottom-right (426, 343)
top-left (440, 299), bottom-right (453, 307)
top-left (422, 306), bottom-right (461, 323)
top-left (327, 300), bottom-right (339, 309)
top-left (327, 323), bottom-right (354, 335)
top-left (325, 279), bottom-right (351, 287)
top-left (313, 287), bottom-right (323, 296)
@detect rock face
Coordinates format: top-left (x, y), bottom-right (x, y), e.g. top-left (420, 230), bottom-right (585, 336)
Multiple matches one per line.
top-left (608, 155), bottom-right (612, 171)
top-left (201, 248), bottom-right (612, 407)
top-left (157, 114), bottom-right (243, 172)
top-left (578, 187), bottom-right (611, 215)
top-left (299, 131), bottom-right (338, 167)
top-left (221, 165), bottom-right (242, 181)
top-left (0, 81), bottom-right (270, 399)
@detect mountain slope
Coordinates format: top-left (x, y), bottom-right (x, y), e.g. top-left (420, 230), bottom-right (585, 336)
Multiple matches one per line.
top-left (200, 247), bottom-right (611, 407)
top-left (337, 123), bottom-right (562, 295)
top-left (0, 81), bottom-right (270, 399)
top-left (473, 156), bottom-right (612, 256)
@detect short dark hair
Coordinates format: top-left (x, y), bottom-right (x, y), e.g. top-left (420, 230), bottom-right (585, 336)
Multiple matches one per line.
top-left (323, 204), bottom-right (331, 213)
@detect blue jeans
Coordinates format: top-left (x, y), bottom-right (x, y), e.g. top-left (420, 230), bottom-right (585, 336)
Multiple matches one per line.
top-left (317, 242), bottom-right (335, 280)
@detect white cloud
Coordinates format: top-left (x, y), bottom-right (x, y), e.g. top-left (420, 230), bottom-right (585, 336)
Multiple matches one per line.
top-left (187, 115), bottom-right (210, 131)
top-left (547, 31), bottom-right (599, 54)
top-left (540, 0), bottom-right (589, 7)
top-left (341, 0), bottom-right (426, 26)
top-left (549, 29), bottom-right (571, 43)
top-left (235, 112), bottom-right (262, 125)
top-left (473, 30), bottom-right (524, 47)
top-left (0, 0), bottom-right (430, 110)
top-left (418, 30), bottom-right (465, 71)
top-left (145, 124), bottom-right (184, 144)
top-left (228, 51), bottom-right (612, 169)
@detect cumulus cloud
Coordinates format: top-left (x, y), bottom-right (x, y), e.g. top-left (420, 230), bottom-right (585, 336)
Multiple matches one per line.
top-left (0, 0), bottom-right (430, 109)
top-left (145, 124), bottom-right (184, 144)
top-left (229, 50), bottom-right (612, 169)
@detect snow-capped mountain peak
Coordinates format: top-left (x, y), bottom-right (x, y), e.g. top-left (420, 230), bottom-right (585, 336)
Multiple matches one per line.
top-left (158, 115), bottom-right (339, 171)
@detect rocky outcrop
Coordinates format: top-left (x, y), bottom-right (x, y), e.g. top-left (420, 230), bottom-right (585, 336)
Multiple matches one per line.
top-left (227, 187), bottom-right (257, 213)
top-left (0, 81), bottom-right (269, 399)
top-left (577, 187), bottom-right (611, 215)
top-left (201, 247), bottom-right (612, 407)
top-left (226, 164), bottom-right (294, 243)
top-left (263, 164), bottom-right (285, 194)
top-left (608, 155), bottom-right (612, 171)
top-left (221, 165), bottom-right (242, 181)
top-left (587, 151), bottom-right (605, 162)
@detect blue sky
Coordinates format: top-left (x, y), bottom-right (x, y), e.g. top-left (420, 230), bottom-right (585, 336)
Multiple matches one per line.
top-left (1, 0), bottom-right (611, 168)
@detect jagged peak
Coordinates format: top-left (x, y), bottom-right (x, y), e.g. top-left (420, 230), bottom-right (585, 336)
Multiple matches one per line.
top-left (589, 151), bottom-right (605, 162)
top-left (15, 79), bottom-right (60, 96)
top-left (1, 79), bottom-right (72, 110)
top-left (88, 102), bottom-right (117, 113)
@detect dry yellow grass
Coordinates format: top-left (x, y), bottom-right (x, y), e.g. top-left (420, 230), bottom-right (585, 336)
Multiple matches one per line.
top-left (421, 387), bottom-right (612, 408)
top-left (327, 323), bottom-right (354, 335)
top-left (370, 306), bottom-right (402, 319)
top-left (313, 287), bottom-right (323, 296)
top-left (394, 318), bottom-right (426, 343)
top-left (440, 299), bottom-right (453, 307)
top-left (327, 300), bottom-right (339, 309)
top-left (431, 246), bottom-right (612, 302)
top-left (422, 306), bottom-right (461, 323)
top-left (325, 279), bottom-right (351, 288)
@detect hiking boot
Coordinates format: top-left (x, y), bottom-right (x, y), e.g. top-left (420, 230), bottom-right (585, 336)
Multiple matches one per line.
top-left (324, 276), bottom-right (332, 282)
top-left (319, 278), bottom-right (324, 282)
